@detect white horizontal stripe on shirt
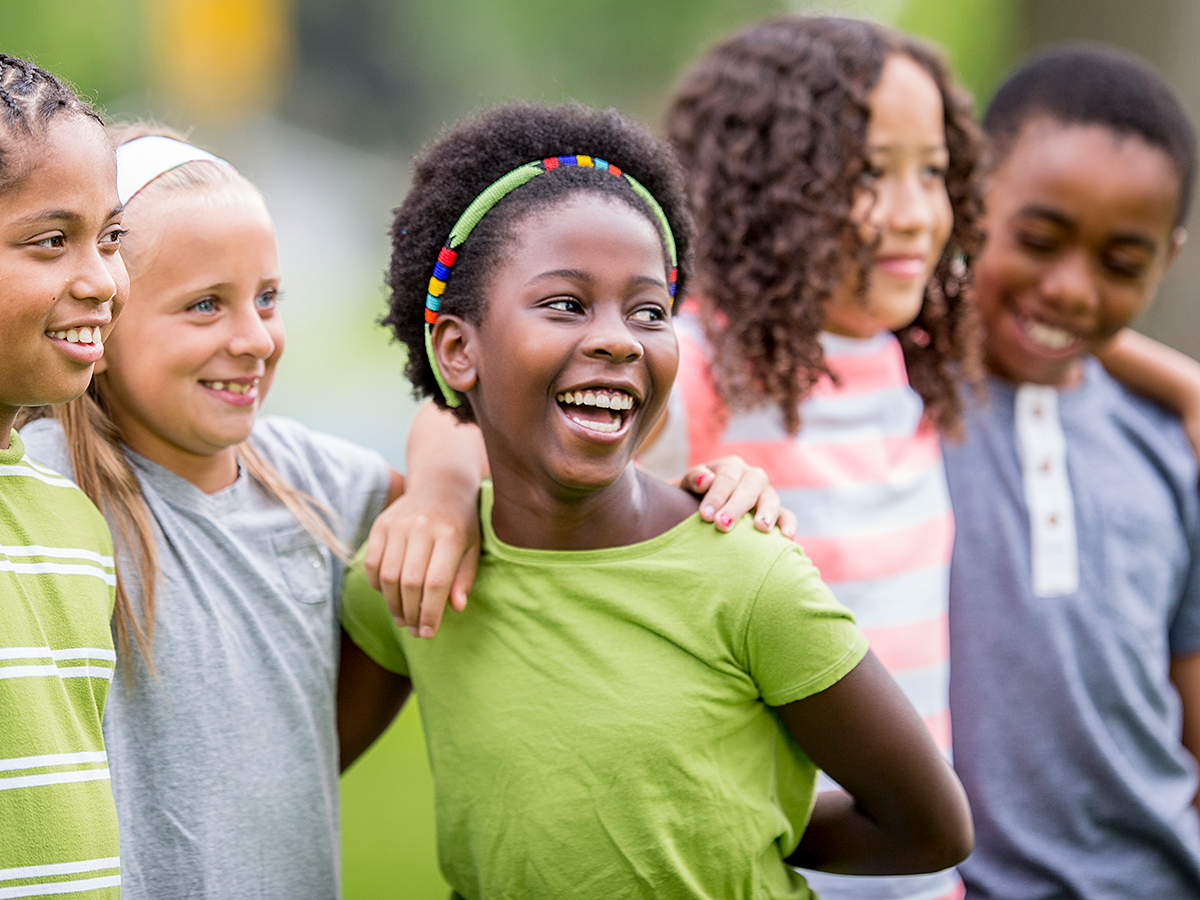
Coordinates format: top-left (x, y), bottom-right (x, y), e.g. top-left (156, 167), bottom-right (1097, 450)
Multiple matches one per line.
top-left (58, 666), bottom-right (116, 680)
top-left (0, 874), bottom-right (121, 899)
top-left (0, 546), bottom-right (114, 567)
top-left (718, 384), bottom-right (924, 445)
top-left (0, 664), bottom-right (113, 682)
top-left (0, 856), bottom-right (119, 883)
top-left (0, 752), bottom-right (107, 775)
top-left (0, 768), bottom-right (110, 792)
top-left (0, 648), bottom-right (116, 663)
top-left (826, 564), bottom-right (949, 629)
top-left (0, 560), bottom-right (115, 586)
top-left (782, 463), bottom-right (949, 536)
top-left (0, 466), bottom-right (76, 490)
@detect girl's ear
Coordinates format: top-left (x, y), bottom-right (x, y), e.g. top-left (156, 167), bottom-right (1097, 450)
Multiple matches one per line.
top-left (432, 315), bottom-right (478, 394)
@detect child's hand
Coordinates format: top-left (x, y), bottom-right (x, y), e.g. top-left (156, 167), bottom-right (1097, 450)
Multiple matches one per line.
top-left (363, 478), bottom-right (481, 639)
top-left (679, 456), bottom-right (797, 538)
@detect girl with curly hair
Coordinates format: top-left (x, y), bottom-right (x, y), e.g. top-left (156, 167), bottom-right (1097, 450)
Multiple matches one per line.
top-left (636, 16), bottom-right (986, 900)
top-left (342, 100), bottom-right (972, 898)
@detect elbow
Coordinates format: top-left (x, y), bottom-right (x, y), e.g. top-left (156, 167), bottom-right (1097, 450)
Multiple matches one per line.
top-left (907, 787), bottom-right (975, 873)
top-left (916, 816), bottom-right (974, 873)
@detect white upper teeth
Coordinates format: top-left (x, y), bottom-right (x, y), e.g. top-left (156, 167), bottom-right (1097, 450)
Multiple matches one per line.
top-left (49, 326), bottom-right (99, 344)
top-left (1025, 320), bottom-right (1077, 350)
top-left (555, 390), bottom-right (634, 410)
top-left (206, 380), bottom-right (257, 395)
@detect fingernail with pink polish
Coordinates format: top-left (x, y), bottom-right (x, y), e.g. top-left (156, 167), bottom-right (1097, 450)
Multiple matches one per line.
top-left (718, 513), bottom-right (734, 529)
top-left (701, 505), bottom-right (715, 520)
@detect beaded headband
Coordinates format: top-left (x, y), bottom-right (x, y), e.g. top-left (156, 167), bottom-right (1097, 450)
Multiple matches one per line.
top-left (116, 136), bottom-right (236, 206)
top-left (423, 155), bottom-right (678, 408)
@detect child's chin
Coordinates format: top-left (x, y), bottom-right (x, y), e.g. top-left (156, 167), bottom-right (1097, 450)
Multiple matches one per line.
top-left (989, 346), bottom-right (1086, 388)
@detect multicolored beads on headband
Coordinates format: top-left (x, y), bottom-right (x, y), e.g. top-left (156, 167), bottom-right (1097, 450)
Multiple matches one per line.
top-left (423, 154), bottom-right (678, 408)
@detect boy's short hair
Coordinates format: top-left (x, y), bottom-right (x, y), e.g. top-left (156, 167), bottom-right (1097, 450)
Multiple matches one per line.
top-left (984, 43), bottom-right (1196, 225)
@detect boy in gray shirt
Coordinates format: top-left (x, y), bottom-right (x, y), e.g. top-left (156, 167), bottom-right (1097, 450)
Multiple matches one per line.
top-left (944, 44), bottom-right (1200, 898)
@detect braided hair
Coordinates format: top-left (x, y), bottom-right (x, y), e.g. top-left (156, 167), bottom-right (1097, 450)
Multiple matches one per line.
top-left (0, 54), bottom-right (102, 192)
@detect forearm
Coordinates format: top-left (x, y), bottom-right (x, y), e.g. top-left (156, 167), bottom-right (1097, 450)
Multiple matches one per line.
top-left (777, 653), bottom-right (973, 875)
top-left (406, 400), bottom-right (488, 491)
top-left (787, 779), bottom-right (968, 875)
top-left (1097, 329), bottom-right (1200, 417)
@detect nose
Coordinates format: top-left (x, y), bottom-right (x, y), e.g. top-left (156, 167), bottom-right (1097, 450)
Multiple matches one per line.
top-left (877, 170), bottom-right (939, 235)
top-left (583, 305), bottom-right (643, 364)
top-left (69, 245), bottom-right (125, 309)
top-left (1038, 249), bottom-right (1098, 316)
top-left (227, 304), bottom-right (278, 360)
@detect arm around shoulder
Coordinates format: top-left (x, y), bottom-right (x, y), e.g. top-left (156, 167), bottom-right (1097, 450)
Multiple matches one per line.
top-left (1098, 329), bottom-right (1200, 464)
top-left (364, 401), bottom-right (487, 636)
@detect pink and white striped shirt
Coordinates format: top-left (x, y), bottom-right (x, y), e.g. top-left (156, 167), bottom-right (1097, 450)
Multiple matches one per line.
top-left (640, 314), bottom-right (960, 900)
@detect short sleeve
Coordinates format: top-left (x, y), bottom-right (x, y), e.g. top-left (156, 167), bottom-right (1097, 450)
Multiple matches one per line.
top-left (341, 547), bottom-right (410, 676)
top-left (745, 543), bottom-right (868, 706)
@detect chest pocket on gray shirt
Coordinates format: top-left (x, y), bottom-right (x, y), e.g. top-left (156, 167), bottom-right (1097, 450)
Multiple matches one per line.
top-left (271, 528), bottom-right (333, 605)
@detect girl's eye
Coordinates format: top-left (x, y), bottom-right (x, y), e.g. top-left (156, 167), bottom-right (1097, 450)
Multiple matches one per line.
top-left (256, 289), bottom-right (278, 310)
top-left (859, 163), bottom-right (885, 183)
top-left (189, 297), bottom-right (217, 314)
top-left (33, 234), bottom-right (66, 249)
top-left (100, 228), bottom-right (128, 247)
top-left (630, 305), bottom-right (668, 323)
top-left (546, 298), bottom-right (583, 313)
top-left (922, 164), bottom-right (949, 180)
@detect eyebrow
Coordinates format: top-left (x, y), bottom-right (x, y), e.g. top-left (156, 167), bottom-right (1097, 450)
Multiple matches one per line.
top-left (11, 205), bottom-right (124, 228)
top-left (529, 269), bottom-right (667, 289)
top-left (1016, 204), bottom-right (1160, 250)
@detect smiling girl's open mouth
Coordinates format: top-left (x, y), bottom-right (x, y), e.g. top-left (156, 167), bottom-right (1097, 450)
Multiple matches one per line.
top-left (555, 388), bottom-right (636, 435)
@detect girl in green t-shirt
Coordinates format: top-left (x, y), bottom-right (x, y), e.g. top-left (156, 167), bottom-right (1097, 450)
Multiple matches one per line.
top-left (346, 100), bottom-right (973, 899)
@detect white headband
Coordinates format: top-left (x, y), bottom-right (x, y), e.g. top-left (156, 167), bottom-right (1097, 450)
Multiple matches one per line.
top-left (116, 136), bottom-right (235, 206)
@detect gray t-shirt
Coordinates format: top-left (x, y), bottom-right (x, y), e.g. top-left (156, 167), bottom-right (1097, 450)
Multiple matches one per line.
top-left (22, 415), bottom-right (392, 900)
top-left (944, 360), bottom-right (1200, 900)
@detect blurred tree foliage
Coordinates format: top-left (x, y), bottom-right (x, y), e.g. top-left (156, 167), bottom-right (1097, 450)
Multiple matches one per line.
top-left (283, 0), bottom-right (787, 149)
top-left (896, 0), bottom-right (1023, 106)
top-left (0, 0), bottom-right (145, 109)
